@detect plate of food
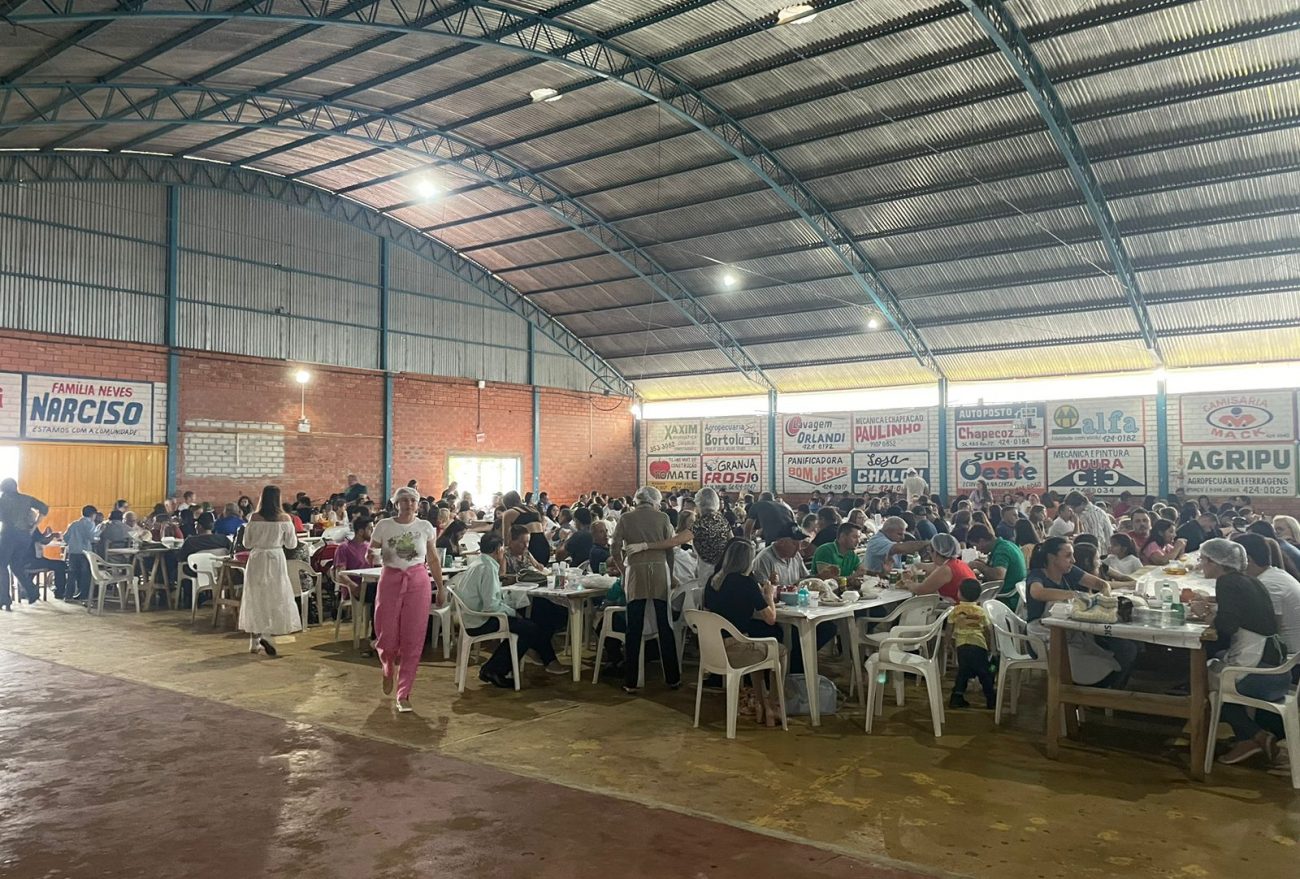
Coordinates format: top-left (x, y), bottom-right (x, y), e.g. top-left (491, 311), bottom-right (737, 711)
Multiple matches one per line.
top-left (1163, 564), bottom-right (1188, 576)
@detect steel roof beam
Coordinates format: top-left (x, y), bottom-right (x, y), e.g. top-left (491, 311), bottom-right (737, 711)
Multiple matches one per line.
top-left (0, 81), bottom-right (774, 391)
top-left (957, 0), bottom-right (1160, 362)
top-left (0, 151), bottom-right (634, 397)
top-left (3, 0), bottom-right (940, 376)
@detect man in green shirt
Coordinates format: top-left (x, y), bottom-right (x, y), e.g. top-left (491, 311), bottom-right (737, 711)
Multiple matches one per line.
top-left (968, 524), bottom-right (1025, 609)
top-left (812, 523), bottom-right (865, 585)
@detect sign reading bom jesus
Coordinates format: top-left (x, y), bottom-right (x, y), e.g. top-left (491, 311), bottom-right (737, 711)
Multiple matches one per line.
top-left (782, 413), bottom-right (851, 453)
top-left (783, 453), bottom-right (851, 493)
top-left (23, 374), bottom-right (156, 443)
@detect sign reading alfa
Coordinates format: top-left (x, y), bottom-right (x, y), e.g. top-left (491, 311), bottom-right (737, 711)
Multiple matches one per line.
top-left (1047, 398), bottom-right (1144, 446)
top-left (852, 409), bottom-right (930, 450)
top-left (1181, 445), bottom-right (1297, 497)
top-left (701, 417), bottom-right (761, 452)
top-left (954, 404), bottom-right (1046, 449)
top-left (702, 455), bottom-right (762, 492)
top-left (1047, 447), bottom-right (1147, 492)
top-left (783, 453), bottom-right (851, 493)
top-left (782, 413), bottom-right (851, 453)
top-left (23, 374), bottom-right (156, 443)
top-left (852, 451), bottom-right (930, 493)
top-left (1180, 391), bottom-right (1297, 444)
top-left (955, 449), bottom-right (1045, 493)
top-left (645, 455), bottom-right (701, 490)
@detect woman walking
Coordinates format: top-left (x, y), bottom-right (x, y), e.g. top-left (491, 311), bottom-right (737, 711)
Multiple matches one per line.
top-left (239, 485), bottom-right (302, 656)
top-left (370, 486), bottom-right (443, 713)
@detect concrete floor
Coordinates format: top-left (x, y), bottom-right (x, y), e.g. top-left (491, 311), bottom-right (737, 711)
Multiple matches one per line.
top-left (2, 600), bottom-right (1297, 879)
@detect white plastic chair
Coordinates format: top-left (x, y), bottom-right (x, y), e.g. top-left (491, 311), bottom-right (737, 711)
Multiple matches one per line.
top-left (1013, 580), bottom-right (1028, 620)
top-left (591, 604), bottom-right (663, 686)
top-left (429, 573), bottom-right (459, 661)
top-left (1204, 653), bottom-right (1300, 789)
top-left (977, 581), bottom-right (1004, 604)
top-left (286, 559), bottom-right (324, 627)
top-left (851, 594), bottom-right (942, 700)
top-left (449, 588), bottom-right (520, 692)
top-left (669, 582), bottom-right (704, 668)
top-left (686, 609), bottom-right (787, 739)
top-left (182, 550), bottom-right (229, 621)
top-left (983, 599), bottom-right (1048, 725)
top-left (332, 569), bottom-right (369, 649)
top-left (85, 551), bottom-right (138, 613)
top-left (865, 609), bottom-right (952, 737)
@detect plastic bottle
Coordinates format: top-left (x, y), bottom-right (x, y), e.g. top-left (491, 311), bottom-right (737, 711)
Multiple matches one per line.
top-left (797, 584), bottom-right (810, 607)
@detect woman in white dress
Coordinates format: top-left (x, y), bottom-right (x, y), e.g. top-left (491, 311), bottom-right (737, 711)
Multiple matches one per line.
top-left (239, 485), bottom-right (302, 656)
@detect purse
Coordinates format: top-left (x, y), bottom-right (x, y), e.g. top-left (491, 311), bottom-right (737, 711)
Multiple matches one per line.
top-left (1069, 592), bottom-right (1119, 623)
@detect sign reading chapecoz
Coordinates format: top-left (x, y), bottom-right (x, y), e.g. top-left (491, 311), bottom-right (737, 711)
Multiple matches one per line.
top-left (954, 404), bottom-right (1046, 449)
top-left (783, 413), bottom-right (851, 453)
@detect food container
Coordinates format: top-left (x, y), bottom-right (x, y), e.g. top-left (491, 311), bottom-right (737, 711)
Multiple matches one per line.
top-left (1134, 606), bottom-right (1181, 629)
top-left (780, 591), bottom-right (801, 607)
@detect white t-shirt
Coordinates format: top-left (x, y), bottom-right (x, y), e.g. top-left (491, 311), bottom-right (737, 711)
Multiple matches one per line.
top-left (370, 517), bottom-right (436, 569)
top-left (1256, 567), bottom-right (1300, 654)
top-left (1048, 517), bottom-right (1075, 538)
top-left (1103, 553), bottom-right (1143, 576)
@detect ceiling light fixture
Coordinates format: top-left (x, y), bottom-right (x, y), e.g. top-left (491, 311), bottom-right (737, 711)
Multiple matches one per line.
top-left (722, 273), bottom-right (738, 288)
top-left (529, 87), bottom-right (562, 103)
top-left (413, 177), bottom-right (439, 200)
top-left (776, 4), bottom-right (818, 26)
top-left (866, 316), bottom-right (880, 330)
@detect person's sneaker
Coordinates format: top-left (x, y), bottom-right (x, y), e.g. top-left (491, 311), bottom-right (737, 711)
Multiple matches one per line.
top-left (544, 661), bottom-right (568, 675)
top-left (949, 694), bottom-right (970, 709)
top-left (479, 669), bottom-right (512, 689)
top-left (1218, 736), bottom-right (1266, 765)
top-left (524, 649), bottom-right (544, 666)
top-left (395, 699), bottom-right (413, 714)
top-left (1267, 747), bottom-right (1291, 777)
top-left (382, 672), bottom-right (394, 695)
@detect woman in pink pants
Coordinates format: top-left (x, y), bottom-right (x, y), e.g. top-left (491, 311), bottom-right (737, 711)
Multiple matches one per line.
top-left (368, 486), bottom-right (444, 713)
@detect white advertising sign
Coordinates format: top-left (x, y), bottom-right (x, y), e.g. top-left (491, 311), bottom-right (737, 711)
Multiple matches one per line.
top-left (783, 453), bottom-right (851, 493)
top-left (1182, 445), bottom-right (1297, 497)
top-left (852, 409), bottom-right (931, 451)
top-left (644, 420), bottom-right (701, 455)
top-left (852, 450), bottom-right (930, 493)
top-left (701, 417), bottom-right (761, 452)
top-left (1047, 397), bottom-right (1145, 446)
top-left (1179, 391), bottom-right (1297, 445)
top-left (701, 455), bottom-right (762, 492)
top-left (954, 404), bottom-right (1046, 449)
top-left (23, 374), bottom-right (156, 443)
top-left (782, 412), bottom-right (851, 453)
top-left (0, 372), bottom-right (21, 440)
top-left (645, 455), bottom-right (701, 490)
top-left (1047, 447), bottom-right (1147, 493)
top-left (954, 449), bottom-right (1046, 493)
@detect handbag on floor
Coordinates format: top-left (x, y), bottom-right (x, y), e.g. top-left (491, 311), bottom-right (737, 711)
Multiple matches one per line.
top-left (783, 674), bottom-right (839, 716)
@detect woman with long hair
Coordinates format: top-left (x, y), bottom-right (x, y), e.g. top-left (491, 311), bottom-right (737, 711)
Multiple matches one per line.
top-left (499, 490), bottom-right (551, 566)
top-left (702, 538), bottom-right (785, 725)
top-left (1140, 518), bottom-right (1187, 566)
top-left (238, 485), bottom-right (302, 657)
top-left (370, 486), bottom-right (444, 712)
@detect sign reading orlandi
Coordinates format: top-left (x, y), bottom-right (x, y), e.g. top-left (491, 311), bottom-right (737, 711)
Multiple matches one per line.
top-left (644, 419), bottom-right (701, 455)
top-left (782, 412), bottom-right (851, 453)
top-left (954, 404), bottom-right (1046, 449)
top-left (852, 409), bottom-right (931, 451)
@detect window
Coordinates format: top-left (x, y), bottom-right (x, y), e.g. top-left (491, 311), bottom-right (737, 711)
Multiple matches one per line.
top-left (0, 446), bottom-right (18, 487)
top-left (447, 455), bottom-right (521, 505)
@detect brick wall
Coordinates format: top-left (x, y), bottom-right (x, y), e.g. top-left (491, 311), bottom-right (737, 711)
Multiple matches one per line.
top-left (539, 388), bottom-right (637, 502)
top-left (0, 329), bottom-right (167, 383)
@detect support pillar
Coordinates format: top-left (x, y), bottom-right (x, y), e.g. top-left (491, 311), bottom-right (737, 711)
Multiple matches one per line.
top-left (529, 324), bottom-right (541, 495)
top-left (937, 377), bottom-right (949, 504)
top-left (379, 237), bottom-right (393, 502)
top-left (767, 388), bottom-right (778, 494)
top-left (165, 185), bottom-right (180, 497)
top-left (1156, 375), bottom-right (1169, 498)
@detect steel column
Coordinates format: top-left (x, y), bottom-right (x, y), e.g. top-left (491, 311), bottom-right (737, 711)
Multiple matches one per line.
top-left (1156, 376), bottom-right (1170, 498)
top-left (165, 185), bottom-right (180, 497)
top-left (767, 389), bottom-right (778, 495)
top-left (529, 324), bottom-right (541, 496)
top-left (958, 0), bottom-right (1161, 363)
top-left (937, 378), bottom-right (949, 505)
top-left (379, 236), bottom-right (393, 501)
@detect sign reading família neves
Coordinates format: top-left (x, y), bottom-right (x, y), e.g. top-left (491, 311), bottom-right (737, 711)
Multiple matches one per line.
top-left (0, 372), bottom-right (159, 444)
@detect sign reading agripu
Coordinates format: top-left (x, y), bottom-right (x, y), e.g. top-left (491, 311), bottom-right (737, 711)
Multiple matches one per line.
top-left (1047, 398), bottom-right (1144, 446)
top-left (23, 374), bottom-right (156, 443)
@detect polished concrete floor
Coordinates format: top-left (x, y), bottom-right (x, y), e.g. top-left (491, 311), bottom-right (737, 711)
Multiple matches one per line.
top-left (1, 599), bottom-right (1296, 879)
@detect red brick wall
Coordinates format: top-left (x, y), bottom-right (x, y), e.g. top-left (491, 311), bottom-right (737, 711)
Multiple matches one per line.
top-left (177, 351), bottom-right (385, 504)
top-left (539, 388), bottom-right (637, 502)
top-left (0, 329), bottom-right (167, 383)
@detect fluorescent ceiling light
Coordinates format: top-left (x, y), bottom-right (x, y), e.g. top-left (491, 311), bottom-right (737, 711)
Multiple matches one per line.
top-left (722, 273), bottom-right (738, 287)
top-left (529, 87), bottom-right (562, 103)
top-left (776, 4), bottom-right (818, 25)
top-left (414, 177), bottom-right (439, 200)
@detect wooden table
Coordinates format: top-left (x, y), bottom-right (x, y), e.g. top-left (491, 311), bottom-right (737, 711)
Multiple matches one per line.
top-left (108, 545), bottom-right (174, 608)
top-left (1043, 616), bottom-right (1210, 779)
top-left (773, 588), bottom-right (912, 726)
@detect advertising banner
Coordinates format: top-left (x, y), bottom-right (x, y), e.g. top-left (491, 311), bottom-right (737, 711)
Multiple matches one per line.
top-left (1179, 391), bottom-right (1297, 445)
top-left (852, 450), bottom-right (930, 493)
top-left (645, 455), bottom-right (701, 490)
top-left (1182, 445), bottom-right (1297, 497)
top-left (954, 449), bottom-right (1046, 493)
top-left (701, 455), bottom-right (762, 492)
top-left (1047, 447), bottom-right (1147, 493)
top-left (954, 404), bottom-right (1046, 449)
top-left (852, 409), bottom-right (931, 451)
top-left (22, 374), bottom-right (156, 443)
top-left (701, 417), bottom-right (762, 452)
top-left (1047, 397), bottom-right (1145, 446)
top-left (782, 412), bottom-right (851, 453)
top-left (645, 420), bottom-right (701, 455)
top-left (0, 372), bottom-right (20, 440)
top-left (783, 453), bottom-right (851, 493)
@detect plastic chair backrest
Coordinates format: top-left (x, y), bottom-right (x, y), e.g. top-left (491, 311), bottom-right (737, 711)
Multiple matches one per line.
top-left (684, 609), bottom-right (746, 672)
top-left (898, 594), bottom-right (941, 627)
top-left (978, 581), bottom-right (1003, 603)
top-left (1014, 580), bottom-right (1028, 618)
top-left (191, 553), bottom-right (225, 577)
top-left (984, 600), bottom-right (1033, 661)
top-left (883, 610), bottom-right (950, 663)
top-left (83, 550), bottom-right (106, 580)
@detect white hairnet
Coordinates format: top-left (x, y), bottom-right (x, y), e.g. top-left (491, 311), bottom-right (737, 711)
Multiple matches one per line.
top-left (633, 485), bottom-right (662, 506)
top-left (1200, 537), bottom-right (1246, 573)
top-left (694, 487), bottom-right (720, 513)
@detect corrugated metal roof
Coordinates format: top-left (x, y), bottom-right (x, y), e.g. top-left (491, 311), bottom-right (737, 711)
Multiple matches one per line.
top-left (3, 0), bottom-right (1299, 398)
